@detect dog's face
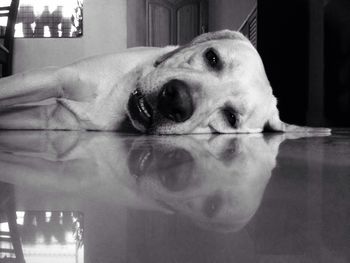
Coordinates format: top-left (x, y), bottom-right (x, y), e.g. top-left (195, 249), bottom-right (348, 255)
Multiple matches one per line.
top-left (127, 30), bottom-right (278, 134)
top-left (127, 134), bottom-right (277, 232)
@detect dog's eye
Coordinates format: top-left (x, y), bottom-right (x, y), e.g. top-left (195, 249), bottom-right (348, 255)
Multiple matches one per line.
top-left (223, 109), bottom-right (238, 128)
top-left (204, 48), bottom-right (222, 70)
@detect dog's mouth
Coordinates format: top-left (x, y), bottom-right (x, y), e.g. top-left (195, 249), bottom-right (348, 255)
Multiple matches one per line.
top-left (128, 143), bottom-right (154, 178)
top-left (127, 141), bottom-right (195, 191)
top-left (128, 89), bottom-right (153, 130)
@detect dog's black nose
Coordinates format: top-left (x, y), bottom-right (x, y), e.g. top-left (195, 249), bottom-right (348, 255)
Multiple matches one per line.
top-left (158, 80), bottom-right (194, 122)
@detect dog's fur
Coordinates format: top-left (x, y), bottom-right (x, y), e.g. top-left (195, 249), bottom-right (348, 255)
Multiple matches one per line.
top-left (0, 30), bottom-right (329, 134)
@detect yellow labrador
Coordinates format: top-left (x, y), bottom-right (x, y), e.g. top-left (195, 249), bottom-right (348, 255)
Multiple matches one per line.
top-left (0, 30), bottom-right (329, 134)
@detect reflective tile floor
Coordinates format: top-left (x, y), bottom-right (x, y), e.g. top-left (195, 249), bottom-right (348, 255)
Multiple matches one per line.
top-left (0, 130), bottom-right (349, 263)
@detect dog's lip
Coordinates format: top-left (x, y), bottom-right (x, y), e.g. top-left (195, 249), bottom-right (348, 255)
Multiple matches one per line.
top-left (128, 144), bottom-right (154, 178)
top-left (127, 143), bottom-right (194, 191)
top-left (128, 89), bottom-right (153, 130)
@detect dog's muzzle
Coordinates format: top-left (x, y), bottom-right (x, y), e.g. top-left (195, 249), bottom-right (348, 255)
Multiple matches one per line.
top-left (128, 79), bottom-right (193, 131)
top-left (157, 79), bottom-right (194, 123)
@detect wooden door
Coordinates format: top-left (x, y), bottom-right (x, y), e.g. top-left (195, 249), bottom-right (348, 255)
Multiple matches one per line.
top-left (146, 0), bottom-right (208, 47)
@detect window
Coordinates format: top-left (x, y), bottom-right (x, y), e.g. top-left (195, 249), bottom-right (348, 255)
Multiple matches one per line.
top-left (13, 0), bottom-right (83, 38)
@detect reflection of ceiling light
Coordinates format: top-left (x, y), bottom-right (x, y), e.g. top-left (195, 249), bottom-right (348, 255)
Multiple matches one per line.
top-left (16, 211), bottom-right (25, 225)
top-left (14, 23), bottom-right (23, 37)
top-left (0, 222), bottom-right (10, 232)
top-left (0, 17), bottom-right (7, 27)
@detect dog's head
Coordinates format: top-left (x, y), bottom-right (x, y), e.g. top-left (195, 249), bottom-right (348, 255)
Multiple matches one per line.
top-left (127, 30), bottom-right (329, 134)
top-left (126, 134), bottom-right (276, 232)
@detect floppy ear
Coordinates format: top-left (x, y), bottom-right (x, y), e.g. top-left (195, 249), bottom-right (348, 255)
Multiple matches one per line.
top-left (190, 29), bottom-right (249, 45)
top-left (266, 104), bottom-right (331, 133)
top-left (154, 45), bottom-right (187, 67)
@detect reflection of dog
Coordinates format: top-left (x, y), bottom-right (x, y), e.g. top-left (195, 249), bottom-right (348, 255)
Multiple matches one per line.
top-left (127, 134), bottom-right (279, 232)
top-left (0, 132), bottom-right (328, 232)
top-left (0, 30), bottom-right (329, 134)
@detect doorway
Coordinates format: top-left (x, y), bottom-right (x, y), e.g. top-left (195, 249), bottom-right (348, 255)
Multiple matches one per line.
top-left (127, 0), bottom-right (208, 47)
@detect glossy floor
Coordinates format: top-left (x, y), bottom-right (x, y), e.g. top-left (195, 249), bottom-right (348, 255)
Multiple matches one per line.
top-left (0, 130), bottom-right (349, 263)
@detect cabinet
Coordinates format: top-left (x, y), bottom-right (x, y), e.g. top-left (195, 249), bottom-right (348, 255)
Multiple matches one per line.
top-left (146, 0), bottom-right (208, 46)
top-left (127, 0), bottom-right (207, 47)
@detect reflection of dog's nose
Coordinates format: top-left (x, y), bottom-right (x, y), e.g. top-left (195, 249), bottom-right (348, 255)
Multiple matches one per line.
top-left (158, 79), bottom-right (194, 122)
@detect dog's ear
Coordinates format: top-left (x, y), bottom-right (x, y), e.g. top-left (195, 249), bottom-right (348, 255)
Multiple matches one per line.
top-left (265, 104), bottom-right (331, 133)
top-left (190, 30), bottom-right (249, 45)
top-left (154, 45), bottom-right (187, 67)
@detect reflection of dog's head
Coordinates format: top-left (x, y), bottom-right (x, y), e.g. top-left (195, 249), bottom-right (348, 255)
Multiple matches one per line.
top-left (127, 134), bottom-right (281, 232)
top-left (127, 30), bottom-right (282, 134)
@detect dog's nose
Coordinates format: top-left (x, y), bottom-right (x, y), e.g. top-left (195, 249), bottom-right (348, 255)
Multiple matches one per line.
top-left (158, 79), bottom-right (194, 122)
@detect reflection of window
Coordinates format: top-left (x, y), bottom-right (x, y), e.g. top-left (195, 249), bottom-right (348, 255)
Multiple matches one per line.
top-left (14, 0), bottom-right (83, 38)
top-left (0, 211), bottom-right (84, 262)
top-left (0, 0), bottom-right (12, 36)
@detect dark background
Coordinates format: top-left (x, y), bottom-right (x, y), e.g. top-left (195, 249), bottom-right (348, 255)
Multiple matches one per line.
top-left (257, 0), bottom-right (350, 127)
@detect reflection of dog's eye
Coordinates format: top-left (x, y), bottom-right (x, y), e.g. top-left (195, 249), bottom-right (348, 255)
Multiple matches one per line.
top-left (202, 192), bottom-right (223, 218)
top-left (223, 109), bottom-right (238, 128)
top-left (204, 48), bottom-right (221, 70)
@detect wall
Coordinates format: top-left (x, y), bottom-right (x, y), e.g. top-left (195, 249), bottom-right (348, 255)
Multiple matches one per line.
top-left (13, 0), bottom-right (255, 73)
top-left (13, 0), bottom-right (127, 74)
top-left (127, 0), bottom-right (146, 48)
top-left (127, 0), bottom-right (256, 48)
top-left (208, 0), bottom-right (256, 31)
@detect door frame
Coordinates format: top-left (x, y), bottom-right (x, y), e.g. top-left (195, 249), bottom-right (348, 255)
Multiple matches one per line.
top-left (127, 0), bottom-right (208, 47)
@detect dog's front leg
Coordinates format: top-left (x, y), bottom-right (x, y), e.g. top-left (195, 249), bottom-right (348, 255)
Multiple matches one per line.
top-left (0, 103), bottom-right (81, 130)
top-left (0, 67), bottom-right (94, 130)
top-left (0, 67), bottom-right (65, 107)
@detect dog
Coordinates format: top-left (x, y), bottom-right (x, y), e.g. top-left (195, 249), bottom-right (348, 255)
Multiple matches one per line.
top-left (0, 30), bottom-right (330, 134)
